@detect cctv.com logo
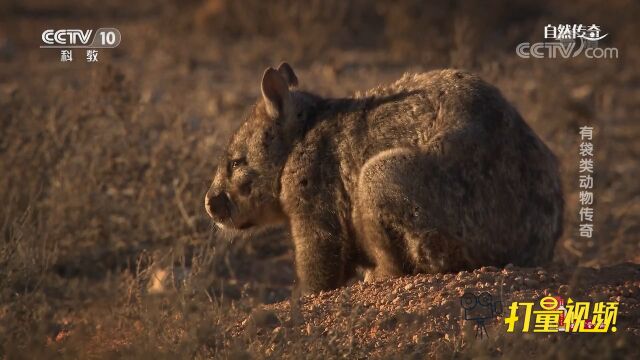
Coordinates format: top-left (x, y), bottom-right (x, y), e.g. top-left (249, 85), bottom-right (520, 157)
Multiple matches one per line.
top-left (516, 40), bottom-right (619, 59)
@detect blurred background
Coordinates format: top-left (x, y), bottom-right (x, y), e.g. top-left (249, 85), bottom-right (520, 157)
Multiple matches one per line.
top-left (0, 0), bottom-right (638, 357)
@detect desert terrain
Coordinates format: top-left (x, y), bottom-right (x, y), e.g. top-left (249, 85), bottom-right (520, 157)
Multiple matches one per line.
top-left (1, 0), bottom-right (639, 358)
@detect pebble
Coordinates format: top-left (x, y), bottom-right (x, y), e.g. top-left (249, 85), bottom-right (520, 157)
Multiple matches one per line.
top-left (404, 283), bottom-right (414, 291)
top-left (481, 266), bottom-right (499, 272)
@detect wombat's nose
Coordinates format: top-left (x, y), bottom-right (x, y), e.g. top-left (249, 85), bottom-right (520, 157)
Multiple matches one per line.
top-left (205, 191), bottom-right (231, 220)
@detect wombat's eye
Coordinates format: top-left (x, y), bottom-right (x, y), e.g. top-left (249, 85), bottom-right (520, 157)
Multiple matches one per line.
top-left (229, 157), bottom-right (247, 171)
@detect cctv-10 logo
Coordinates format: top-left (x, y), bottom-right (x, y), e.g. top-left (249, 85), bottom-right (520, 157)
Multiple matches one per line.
top-left (41, 28), bottom-right (121, 48)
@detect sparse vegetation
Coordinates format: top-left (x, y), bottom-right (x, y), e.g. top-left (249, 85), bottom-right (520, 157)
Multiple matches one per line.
top-left (0, 0), bottom-right (638, 358)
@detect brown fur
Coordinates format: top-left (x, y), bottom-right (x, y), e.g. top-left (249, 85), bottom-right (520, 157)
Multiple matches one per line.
top-left (205, 63), bottom-right (564, 294)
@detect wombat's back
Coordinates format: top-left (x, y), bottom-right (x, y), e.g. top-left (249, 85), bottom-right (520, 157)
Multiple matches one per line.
top-left (322, 69), bottom-right (563, 267)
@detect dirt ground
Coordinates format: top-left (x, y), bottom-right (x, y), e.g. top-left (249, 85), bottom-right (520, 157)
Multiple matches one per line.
top-left (1, 0), bottom-right (639, 358)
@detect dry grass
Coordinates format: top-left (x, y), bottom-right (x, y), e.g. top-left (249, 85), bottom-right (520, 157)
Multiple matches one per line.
top-left (1, 0), bottom-right (639, 358)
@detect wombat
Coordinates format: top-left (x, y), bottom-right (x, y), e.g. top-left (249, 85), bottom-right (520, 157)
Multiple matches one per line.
top-left (205, 63), bottom-right (563, 294)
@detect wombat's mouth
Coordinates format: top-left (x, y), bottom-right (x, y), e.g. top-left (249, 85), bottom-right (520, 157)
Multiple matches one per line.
top-left (214, 201), bottom-right (284, 231)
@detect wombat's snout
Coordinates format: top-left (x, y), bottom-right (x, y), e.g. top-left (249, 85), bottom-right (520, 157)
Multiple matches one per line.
top-left (205, 191), bottom-right (231, 221)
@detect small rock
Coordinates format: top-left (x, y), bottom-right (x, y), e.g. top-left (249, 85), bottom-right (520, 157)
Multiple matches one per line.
top-left (571, 84), bottom-right (593, 101)
top-left (271, 326), bottom-right (284, 341)
top-left (481, 266), bottom-right (499, 272)
top-left (404, 283), bottom-right (414, 291)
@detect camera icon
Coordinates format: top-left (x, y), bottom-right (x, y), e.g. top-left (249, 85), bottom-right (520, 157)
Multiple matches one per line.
top-left (460, 292), bottom-right (503, 338)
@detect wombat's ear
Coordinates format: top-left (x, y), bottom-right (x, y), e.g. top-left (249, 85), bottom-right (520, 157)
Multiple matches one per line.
top-left (261, 67), bottom-right (291, 119)
top-left (277, 62), bottom-right (298, 88)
